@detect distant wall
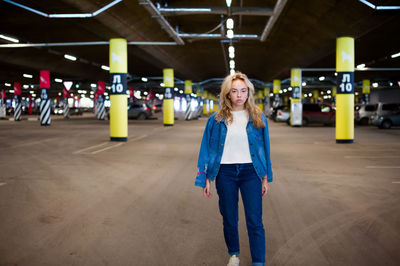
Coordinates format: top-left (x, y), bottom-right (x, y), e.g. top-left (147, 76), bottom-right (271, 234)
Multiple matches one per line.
top-left (370, 88), bottom-right (400, 103)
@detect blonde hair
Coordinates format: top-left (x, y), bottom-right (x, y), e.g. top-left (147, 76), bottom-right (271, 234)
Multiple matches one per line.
top-left (215, 72), bottom-right (265, 129)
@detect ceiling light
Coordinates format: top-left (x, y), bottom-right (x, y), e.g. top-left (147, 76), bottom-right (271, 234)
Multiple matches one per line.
top-left (356, 63), bottom-right (366, 69)
top-left (160, 83), bottom-right (165, 87)
top-left (230, 69), bottom-right (235, 75)
top-left (55, 78), bottom-right (63, 83)
top-left (288, 87), bottom-right (292, 91)
top-left (359, 0), bottom-right (376, 9)
top-left (228, 46), bottom-right (235, 53)
top-left (0, 34), bottom-right (19, 43)
top-left (308, 93), bottom-right (312, 97)
top-left (226, 18), bottom-right (234, 29)
top-left (64, 54), bottom-right (77, 61)
top-left (23, 85), bottom-right (29, 89)
top-left (23, 73), bottom-right (33, 78)
top-left (283, 89), bottom-right (287, 93)
top-left (226, 0), bottom-right (232, 7)
top-left (141, 77), bottom-right (148, 82)
top-left (90, 83), bottom-right (96, 87)
top-left (101, 65), bottom-right (110, 71)
top-left (327, 90), bottom-right (331, 94)
top-left (334, 72), bottom-right (338, 76)
top-left (355, 92), bottom-right (359, 95)
top-left (319, 76), bottom-right (325, 81)
top-left (302, 82), bottom-right (306, 86)
top-left (372, 82), bottom-right (378, 88)
top-left (391, 52), bottom-right (400, 58)
top-left (227, 29), bottom-right (234, 39)
top-left (229, 52), bottom-right (235, 59)
top-left (174, 87), bottom-right (178, 91)
top-left (229, 60), bottom-right (235, 68)
top-left (279, 90), bottom-right (283, 94)
top-left (5, 83), bottom-right (11, 87)
top-left (270, 93), bottom-right (273, 97)
top-left (179, 90), bottom-right (183, 94)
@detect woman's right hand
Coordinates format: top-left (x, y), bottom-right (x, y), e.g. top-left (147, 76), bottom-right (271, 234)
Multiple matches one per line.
top-left (203, 179), bottom-right (212, 198)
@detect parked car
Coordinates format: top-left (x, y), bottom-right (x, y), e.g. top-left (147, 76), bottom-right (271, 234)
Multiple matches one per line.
top-left (302, 103), bottom-right (335, 126)
top-left (268, 105), bottom-right (289, 122)
top-left (276, 109), bottom-right (290, 122)
top-left (371, 111), bottom-right (400, 129)
top-left (128, 102), bottom-right (153, 120)
top-left (355, 103), bottom-right (377, 125)
top-left (69, 107), bottom-right (83, 116)
top-left (152, 103), bottom-right (163, 113)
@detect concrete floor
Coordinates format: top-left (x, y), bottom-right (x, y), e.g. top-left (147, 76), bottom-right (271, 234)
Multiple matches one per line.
top-left (0, 114), bottom-right (399, 266)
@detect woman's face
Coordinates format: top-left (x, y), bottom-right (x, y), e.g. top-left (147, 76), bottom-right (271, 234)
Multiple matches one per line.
top-left (229, 79), bottom-right (248, 110)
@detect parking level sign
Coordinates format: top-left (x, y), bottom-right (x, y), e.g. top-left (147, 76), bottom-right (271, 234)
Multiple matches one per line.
top-left (110, 73), bottom-right (127, 95)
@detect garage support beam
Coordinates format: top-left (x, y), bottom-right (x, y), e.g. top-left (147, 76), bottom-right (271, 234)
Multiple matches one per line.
top-left (158, 7), bottom-right (273, 16)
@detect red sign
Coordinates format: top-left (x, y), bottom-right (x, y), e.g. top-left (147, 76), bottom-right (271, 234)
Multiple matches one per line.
top-left (13, 82), bottom-right (21, 95)
top-left (40, 70), bottom-right (50, 89)
top-left (148, 90), bottom-right (154, 100)
top-left (63, 88), bottom-right (69, 98)
top-left (97, 81), bottom-right (105, 95)
top-left (94, 92), bottom-right (98, 100)
top-left (129, 87), bottom-right (134, 98)
top-left (1, 89), bottom-right (5, 99)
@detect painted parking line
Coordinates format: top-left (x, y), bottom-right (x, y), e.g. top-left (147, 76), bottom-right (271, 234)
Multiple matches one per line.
top-left (73, 142), bottom-right (108, 154)
top-left (91, 143), bottom-right (124, 154)
top-left (0, 182), bottom-right (7, 186)
top-left (345, 156), bottom-right (400, 159)
top-left (392, 182), bottom-right (400, 184)
top-left (366, 166), bottom-right (400, 169)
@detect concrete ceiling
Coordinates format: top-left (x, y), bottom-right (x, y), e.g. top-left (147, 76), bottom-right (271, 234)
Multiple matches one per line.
top-left (0, 0), bottom-right (399, 98)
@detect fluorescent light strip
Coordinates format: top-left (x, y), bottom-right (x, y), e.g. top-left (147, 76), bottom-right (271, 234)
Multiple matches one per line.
top-left (64, 54), bottom-right (77, 61)
top-left (376, 6), bottom-right (400, 10)
top-left (359, 0), bottom-right (375, 9)
top-left (391, 52), bottom-right (400, 58)
top-left (101, 65), bottom-right (110, 71)
top-left (55, 78), bottom-right (63, 83)
top-left (23, 73), bottom-right (33, 78)
top-left (0, 34), bottom-right (19, 43)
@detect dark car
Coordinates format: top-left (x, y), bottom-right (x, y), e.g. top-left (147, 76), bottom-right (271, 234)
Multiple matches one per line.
top-left (69, 107), bottom-right (83, 116)
top-left (372, 110), bottom-right (400, 129)
top-left (302, 103), bottom-right (335, 126)
top-left (128, 102), bottom-right (153, 120)
top-left (152, 103), bottom-right (163, 113)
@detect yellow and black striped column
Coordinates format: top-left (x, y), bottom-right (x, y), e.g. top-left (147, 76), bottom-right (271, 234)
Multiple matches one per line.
top-left (336, 37), bottom-right (354, 144)
top-left (163, 68), bottom-right (174, 126)
top-left (273, 80), bottom-right (280, 107)
top-left (109, 38), bottom-right (128, 141)
top-left (184, 80), bottom-right (192, 120)
top-left (362, 80), bottom-right (370, 104)
top-left (290, 68), bottom-right (302, 126)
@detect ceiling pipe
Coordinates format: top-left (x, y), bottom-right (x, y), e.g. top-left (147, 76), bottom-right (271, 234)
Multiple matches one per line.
top-left (178, 33), bottom-right (258, 39)
top-left (0, 41), bottom-right (178, 48)
top-left (159, 6), bottom-right (273, 16)
top-left (138, 0), bottom-right (184, 45)
top-left (260, 0), bottom-right (288, 41)
top-left (3, 0), bottom-right (123, 18)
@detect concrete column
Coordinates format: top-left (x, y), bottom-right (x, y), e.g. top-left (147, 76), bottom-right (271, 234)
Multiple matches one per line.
top-left (336, 36), bottom-right (354, 144)
top-left (109, 38), bottom-right (128, 141)
top-left (163, 68), bottom-right (174, 126)
top-left (273, 80), bottom-right (281, 107)
top-left (39, 70), bottom-right (51, 126)
top-left (290, 68), bottom-right (302, 126)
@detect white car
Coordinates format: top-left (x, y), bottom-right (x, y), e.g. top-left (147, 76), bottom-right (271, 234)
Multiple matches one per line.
top-left (276, 109), bottom-right (290, 122)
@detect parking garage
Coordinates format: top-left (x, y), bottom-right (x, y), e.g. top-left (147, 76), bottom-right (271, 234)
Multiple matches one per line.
top-left (0, 1), bottom-right (399, 265)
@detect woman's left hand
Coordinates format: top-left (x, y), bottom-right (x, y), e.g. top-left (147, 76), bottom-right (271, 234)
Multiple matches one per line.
top-left (262, 178), bottom-right (269, 196)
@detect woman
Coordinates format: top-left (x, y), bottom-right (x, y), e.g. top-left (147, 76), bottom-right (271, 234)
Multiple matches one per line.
top-left (195, 72), bottom-right (273, 266)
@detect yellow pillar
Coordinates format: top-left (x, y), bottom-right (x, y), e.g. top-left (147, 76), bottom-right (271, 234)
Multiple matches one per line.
top-left (109, 38), bottom-right (128, 141)
top-left (336, 37), bottom-right (354, 143)
top-left (273, 80), bottom-right (281, 106)
top-left (290, 68), bottom-right (302, 126)
top-left (163, 68), bottom-right (174, 126)
top-left (257, 90), bottom-right (264, 111)
top-left (203, 90), bottom-right (208, 115)
top-left (362, 80), bottom-right (370, 104)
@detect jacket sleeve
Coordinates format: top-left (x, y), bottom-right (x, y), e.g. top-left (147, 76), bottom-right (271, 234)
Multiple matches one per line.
top-left (194, 116), bottom-right (214, 188)
top-left (262, 114), bottom-right (273, 182)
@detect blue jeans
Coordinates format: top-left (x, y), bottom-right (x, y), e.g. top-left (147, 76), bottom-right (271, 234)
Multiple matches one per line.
top-left (215, 163), bottom-right (265, 266)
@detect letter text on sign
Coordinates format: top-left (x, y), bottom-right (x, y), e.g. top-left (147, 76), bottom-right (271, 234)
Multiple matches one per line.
top-left (110, 73), bottom-right (127, 95)
top-left (337, 72), bottom-right (354, 94)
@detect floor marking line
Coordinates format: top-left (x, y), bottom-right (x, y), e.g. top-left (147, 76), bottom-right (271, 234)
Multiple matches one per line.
top-left (11, 138), bottom-right (58, 148)
top-left (90, 143), bottom-right (123, 154)
top-left (73, 142), bottom-right (108, 154)
top-left (366, 166), bottom-right (400, 169)
top-left (345, 156), bottom-right (400, 159)
top-left (392, 181), bottom-right (400, 184)
top-left (0, 182), bottom-right (7, 186)
top-left (130, 134), bottom-right (148, 142)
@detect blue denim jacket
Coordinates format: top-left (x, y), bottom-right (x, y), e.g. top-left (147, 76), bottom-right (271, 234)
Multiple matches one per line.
top-left (195, 112), bottom-right (273, 187)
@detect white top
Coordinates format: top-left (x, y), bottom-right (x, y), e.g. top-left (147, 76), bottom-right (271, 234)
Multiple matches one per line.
top-left (220, 110), bottom-right (252, 164)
